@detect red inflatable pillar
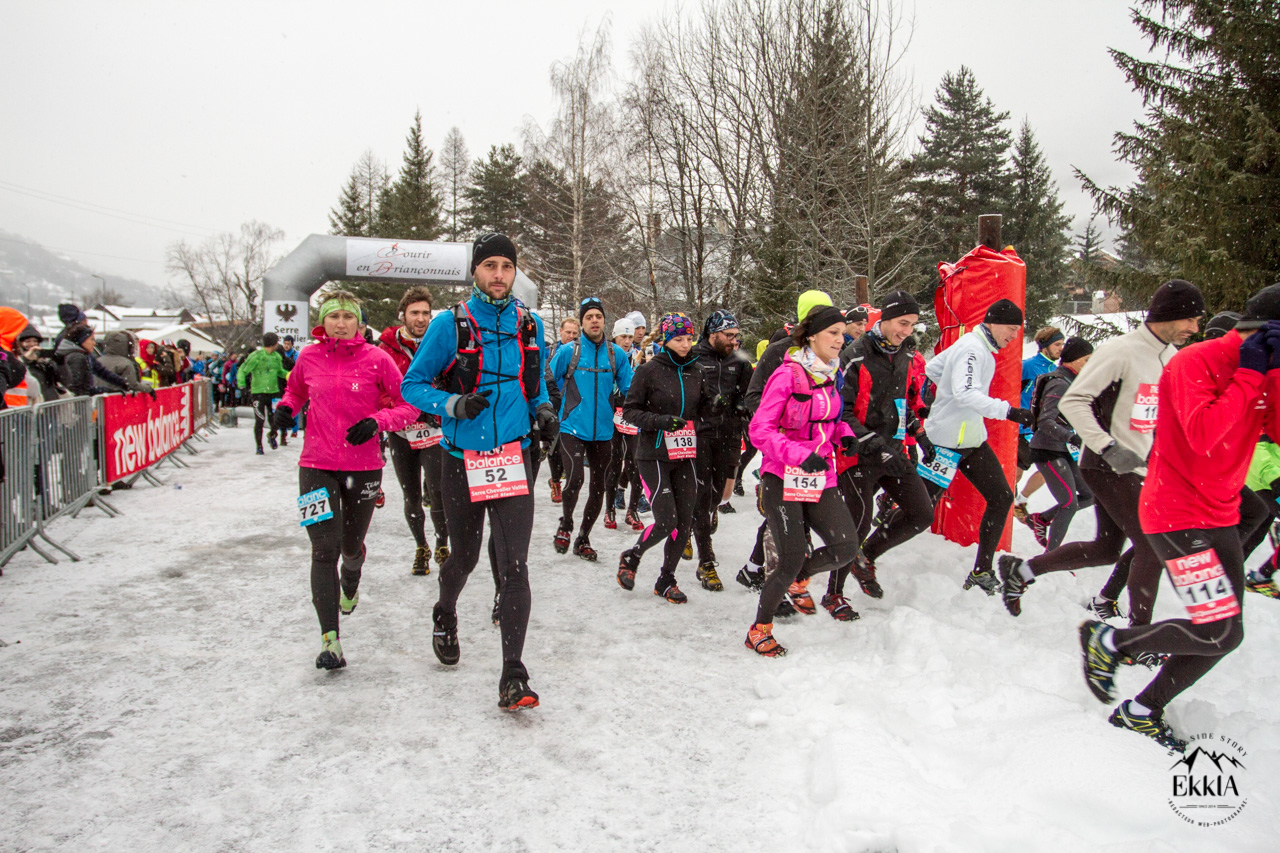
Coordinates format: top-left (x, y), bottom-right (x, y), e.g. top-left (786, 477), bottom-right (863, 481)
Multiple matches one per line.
top-left (930, 245), bottom-right (1026, 552)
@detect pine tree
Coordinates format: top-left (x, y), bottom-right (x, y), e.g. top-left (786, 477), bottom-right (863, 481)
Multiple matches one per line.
top-left (1004, 120), bottom-right (1071, 329)
top-left (1076, 0), bottom-right (1280, 313)
top-left (328, 171), bottom-right (369, 237)
top-left (463, 145), bottom-right (527, 238)
top-left (377, 110), bottom-right (443, 241)
top-left (439, 127), bottom-right (471, 242)
top-left (910, 67), bottom-right (1013, 273)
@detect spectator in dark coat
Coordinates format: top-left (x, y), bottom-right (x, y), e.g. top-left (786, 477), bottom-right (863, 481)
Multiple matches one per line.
top-left (55, 324), bottom-right (131, 397)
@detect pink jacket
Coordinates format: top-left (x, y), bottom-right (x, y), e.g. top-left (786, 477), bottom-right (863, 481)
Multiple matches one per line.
top-left (748, 351), bottom-right (852, 485)
top-left (279, 328), bottom-right (418, 471)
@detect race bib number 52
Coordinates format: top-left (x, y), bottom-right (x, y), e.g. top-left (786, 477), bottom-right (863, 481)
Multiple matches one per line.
top-left (463, 441), bottom-right (529, 502)
top-left (1165, 547), bottom-right (1240, 624)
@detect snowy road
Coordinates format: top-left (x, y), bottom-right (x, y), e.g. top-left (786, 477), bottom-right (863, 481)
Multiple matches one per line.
top-left (1, 425), bottom-right (1277, 852)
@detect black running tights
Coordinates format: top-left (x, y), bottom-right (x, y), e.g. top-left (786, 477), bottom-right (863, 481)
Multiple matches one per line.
top-left (299, 467), bottom-right (382, 637)
top-left (604, 431), bottom-right (641, 515)
top-left (252, 393), bottom-right (278, 449)
top-left (924, 442), bottom-right (1013, 573)
top-left (558, 434), bottom-right (612, 534)
top-left (387, 432), bottom-right (448, 548)
top-left (1033, 453), bottom-right (1095, 551)
top-left (1115, 525), bottom-right (1245, 712)
top-left (633, 458), bottom-right (697, 580)
top-left (757, 474), bottom-right (861, 625)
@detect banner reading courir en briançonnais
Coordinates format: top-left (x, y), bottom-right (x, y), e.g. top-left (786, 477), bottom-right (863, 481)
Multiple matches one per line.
top-left (101, 382), bottom-right (193, 483)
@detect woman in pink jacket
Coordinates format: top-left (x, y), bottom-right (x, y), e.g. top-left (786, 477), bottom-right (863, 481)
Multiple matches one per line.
top-left (746, 304), bottom-right (863, 657)
top-left (273, 291), bottom-right (418, 670)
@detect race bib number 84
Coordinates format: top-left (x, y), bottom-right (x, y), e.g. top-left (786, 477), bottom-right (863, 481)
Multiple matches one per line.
top-left (1164, 547), bottom-right (1240, 624)
top-left (917, 447), bottom-right (961, 489)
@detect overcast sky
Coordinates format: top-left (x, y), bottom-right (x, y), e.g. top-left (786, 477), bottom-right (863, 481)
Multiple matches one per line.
top-left (0, 0), bottom-right (1152, 289)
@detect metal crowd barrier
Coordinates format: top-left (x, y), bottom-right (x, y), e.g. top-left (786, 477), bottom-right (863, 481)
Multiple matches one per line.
top-left (0, 406), bottom-right (39, 567)
top-left (34, 396), bottom-right (108, 562)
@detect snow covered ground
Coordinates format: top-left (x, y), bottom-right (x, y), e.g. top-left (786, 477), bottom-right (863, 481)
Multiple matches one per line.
top-left (2, 424), bottom-right (1277, 852)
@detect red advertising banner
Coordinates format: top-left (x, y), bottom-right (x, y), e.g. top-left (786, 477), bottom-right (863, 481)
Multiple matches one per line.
top-left (101, 383), bottom-right (194, 483)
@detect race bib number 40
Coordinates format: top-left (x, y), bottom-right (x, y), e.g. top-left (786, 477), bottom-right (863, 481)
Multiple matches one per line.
top-left (400, 422), bottom-right (441, 449)
top-left (664, 423), bottom-right (697, 460)
top-left (1165, 548), bottom-right (1240, 624)
top-left (1129, 383), bottom-right (1159, 433)
top-left (917, 447), bottom-right (961, 489)
top-left (463, 441), bottom-right (529, 502)
top-left (613, 407), bottom-right (638, 436)
top-left (782, 465), bottom-right (824, 502)
top-left (298, 487), bottom-right (333, 527)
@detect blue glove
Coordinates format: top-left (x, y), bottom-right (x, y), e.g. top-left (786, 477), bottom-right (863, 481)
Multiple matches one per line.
top-left (1265, 320), bottom-right (1280, 372)
top-left (1239, 328), bottom-right (1269, 375)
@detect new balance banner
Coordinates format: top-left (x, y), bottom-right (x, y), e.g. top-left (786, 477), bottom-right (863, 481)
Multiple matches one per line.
top-left (101, 383), bottom-right (194, 483)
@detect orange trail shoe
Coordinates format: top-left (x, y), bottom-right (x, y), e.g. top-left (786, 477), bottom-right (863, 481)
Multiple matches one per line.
top-left (788, 578), bottom-right (816, 615)
top-left (549, 480), bottom-right (562, 503)
top-left (746, 622), bottom-right (786, 657)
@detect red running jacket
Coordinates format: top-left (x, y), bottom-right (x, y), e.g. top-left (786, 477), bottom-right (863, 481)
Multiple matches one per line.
top-left (1139, 330), bottom-right (1280, 534)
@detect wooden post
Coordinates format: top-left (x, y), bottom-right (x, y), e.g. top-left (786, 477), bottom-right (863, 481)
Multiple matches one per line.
top-left (978, 214), bottom-right (1002, 251)
top-left (854, 275), bottom-right (869, 306)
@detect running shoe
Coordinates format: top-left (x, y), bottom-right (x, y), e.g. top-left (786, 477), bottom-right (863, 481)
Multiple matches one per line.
top-left (434, 540), bottom-right (450, 567)
top-left (696, 559), bottom-right (723, 591)
top-left (1121, 651), bottom-right (1166, 669)
top-left (733, 479), bottom-right (745, 497)
top-left (432, 605), bottom-right (460, 666)
top-left (1079, 620), bottom-right (1119, 704)
top-left (374, 489), bottom-right (385, 509)
top-left (291, 430), bottom-right (298, 438)
top-left (412, 545), bottom-right (431, 576)
top-left (625, 510), bottom-right (644, 531)
top-left (736, 565), bottom-right (764, 592)
top-left (1245, 569), bottom-right (1279, 599)
top-left (553, 520), bottom-right (572, 554)
top-left (654, 577), bottom-right (688, 603)
top-left (498, 676), bottom-right (540, 711)
top-left (1023, 512), bottom-right (1049, 548)
top-left (637, 494), bottom-right (651, 514)
top-left (998, 555), bottom-right (1030, 617)
top-left (339, 588), bottom-right (359, 616)
top-left (603, 510), bottom-right (617, 530)
top-left (718, 502), bottom-right (736, 514)
top-left (550, 480), bottom-right (562, 504)
top-left (852, 559), bottom-right (883, 599)
top-left (572, 535), bottom-right (598, 562)
top-left (1012, 500), bottom-right (1029, 522)
top-left (774, 595), bottom-right (797, 618)
top-left (820, 593), bottom-right (860, 622)
top-left (255, 447), bottom-right (264, 456)
top-left (316, 631), bottom-right (346, 670)
top-left (617, 549), bottom-right (640, 590)
top-left (787, 578), bottom-right (816, 615)
top-left (613, 488), bottom-right (626, 510)
top-left (1108, 701), bottom-right (1186, 752)
top-left (269, 435), bottom-right (278, 450)
top-left (683, 539), bottom-right (693, 561)
top-left (873, 492), bottom-right (897, 528)
top-left (745, 622), bottom-right (786, 657)
top-left (1087, 596), bottom-right (1123, 620)
top-left (963, 568), bottom-right (999, 596)
top-left (279, 436), bottom-right (288, 447)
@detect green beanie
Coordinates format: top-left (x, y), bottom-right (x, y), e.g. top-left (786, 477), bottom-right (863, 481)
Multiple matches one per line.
top-left (796, 289), bottom-right (834, 323)
top-left (318, 296), bottom-right (361, 323)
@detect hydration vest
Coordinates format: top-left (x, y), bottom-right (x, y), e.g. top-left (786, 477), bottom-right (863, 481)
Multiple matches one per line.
top-left (441, 302), bottom-right (541, 400)
top-left (561, 338), bottom-right (617, 419)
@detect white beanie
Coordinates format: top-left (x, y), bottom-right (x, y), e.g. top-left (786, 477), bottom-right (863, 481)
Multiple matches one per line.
top-left (612, 318), bottom-right (636, 338)
top-left (625, 311), bottom-right (647, 329)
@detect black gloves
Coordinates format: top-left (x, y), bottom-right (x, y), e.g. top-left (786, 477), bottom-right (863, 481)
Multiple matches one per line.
top-left (1068, 433), bottom-right (1083, 448)
top-left (454, 389), bottom-right (493, 420)
top-left (839, 435), bottom-right (860, 454)
top-left (1007, 407), bottom-right (1034, 427)
top-left (536, 403), bottom-right (560, 439)
top-left (345, 418), bottom-right (378, 446)
top-left (609, 392), bottom-right (625, 408)
top-left (859, 433), bottom-right (890, 457)
top-left (708, 395), bottom-right (728, 416)
top-left (272, 404), bottom-right (294, 432)
top-left (916, 432), bottom-right (936, 465)
top-left (1101, 440), bottom-right (1146, 475)
top-left (665, 416), bottom-right (688, 432)
top-left (798, 452), bottom-right (827, 474)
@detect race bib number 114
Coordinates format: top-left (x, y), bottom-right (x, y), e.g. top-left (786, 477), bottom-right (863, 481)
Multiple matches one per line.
top-left (1164, 547), bottom-right (1240, 625)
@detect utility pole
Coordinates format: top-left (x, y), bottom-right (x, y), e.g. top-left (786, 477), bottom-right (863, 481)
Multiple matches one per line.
top-left (978, 214), bottom-right (1002, 251)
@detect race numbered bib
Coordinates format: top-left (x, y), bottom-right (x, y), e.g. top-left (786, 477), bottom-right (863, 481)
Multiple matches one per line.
top-left (893, 398), bottom-right (907, 441)
top-left (400, 422), bottom-right (441, 449)
top-left (782, 465), bottom-right (824, 502)
top-left (1165, 548), bottom-right (1240, 624)
top-left (664, 423), bottom-right (697, 460)
top-left (298, 487), bottom-right (333, 527)
top-left (613, 407), bottom-right (639, 436)
top-left (917, 447), bottom-right (962, 489)
top-left (463, 441), bottom-right (529, 502)
top-left (1068, 442), bottom-right (1082, 463)
top-left (1129, 383), bottom-right (1159, 433)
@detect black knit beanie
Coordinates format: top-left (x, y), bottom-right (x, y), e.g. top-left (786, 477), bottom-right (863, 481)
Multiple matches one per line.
top-left (984, 299), bottom-right (1023, 326)
top-left (1203, 311), bottom-right (1242, 340)
top-left (1146, 279), bottom-right (1205, 323)
top-left (880, 291), bottom-right (920, 323)
top-left (1237, 283), bottom-right (1280, 331)
top-left (1059, 337), bottom-right (1094, 364)
top-left (471, 232), bottom-right (518, 274)
top-left (579, 297), bottom-right (604, 322)
top-left (67, 323), bottom-right (95, 346)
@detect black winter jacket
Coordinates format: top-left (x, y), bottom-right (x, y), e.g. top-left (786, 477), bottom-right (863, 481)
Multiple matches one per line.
top-left (56, 339), bottom-right (130, 397)
top-left (839, 333), bottom-right (921, 447)
top-left (691, 340), bottom-right (753, 433)
top-left (1029, 365), bottom-right (1080, 454)
top-left (623, 347), bottom-right (706, 462)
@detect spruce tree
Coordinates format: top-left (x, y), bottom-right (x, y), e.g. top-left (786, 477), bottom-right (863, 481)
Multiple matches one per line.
top-left (1077, 0), bottom-right (1280, 312)
top-left (463, 145), bottom-right (527, 238)
top-left (329, 171), bottom-right (370, 236)
top-left (910, 67), bottom-right (1013, 273)
top-left (1005, 120), bottom-right (1071, 329)
top-left (377, 110), bottom-right (443, 241)
top-left (439, 127), bottom-right (471, 242)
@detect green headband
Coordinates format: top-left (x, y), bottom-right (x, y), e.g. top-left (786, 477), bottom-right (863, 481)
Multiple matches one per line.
top-left (318, 297), bottom-right (360, 323)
